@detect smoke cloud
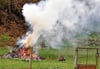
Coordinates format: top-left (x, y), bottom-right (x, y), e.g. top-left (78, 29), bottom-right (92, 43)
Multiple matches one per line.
top-left (17, 0), bottom-right (100, 48)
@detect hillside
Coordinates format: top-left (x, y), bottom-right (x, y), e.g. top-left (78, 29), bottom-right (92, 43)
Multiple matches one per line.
top-left (0, 0), bottom-right (40, 46)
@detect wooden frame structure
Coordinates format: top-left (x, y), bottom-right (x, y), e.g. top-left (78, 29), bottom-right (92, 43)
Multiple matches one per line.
top-left (75, 47), bottom-right (99, 69)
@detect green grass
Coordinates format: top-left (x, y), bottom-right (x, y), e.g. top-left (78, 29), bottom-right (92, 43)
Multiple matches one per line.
top-left (0, 33), bottom-right (11, 42)
top-left (0, 59), bottom-right (70, 69)
top-left (0, 47), bottom-right (9, 55)
top-left (0, 47), bottom-right (100, 69)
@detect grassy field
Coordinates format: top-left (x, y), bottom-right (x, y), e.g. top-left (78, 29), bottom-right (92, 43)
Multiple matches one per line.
top-left (0, 47), bottom-right (100, 69)
top-left (0, 47), bottom-right (74, 69)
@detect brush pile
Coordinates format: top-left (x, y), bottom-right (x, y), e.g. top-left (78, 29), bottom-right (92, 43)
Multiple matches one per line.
top-left (4, 47), bottom-right (41, 61)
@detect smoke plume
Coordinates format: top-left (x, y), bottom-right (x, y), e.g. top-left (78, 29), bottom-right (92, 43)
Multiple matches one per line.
top-left (17, 0), bottom-right (100, 48)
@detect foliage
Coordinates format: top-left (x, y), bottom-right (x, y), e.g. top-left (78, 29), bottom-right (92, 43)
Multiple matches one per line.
top-left (88, 32), bottom-right (100, 46)
top-left (0, 0), bottom-right (41, 40)
top-left (0, 0), bottom-right (8, 9)
top-left (0, 47), bottom-right (9, 55)
top-left (0, 33), bottom-right (11, 42)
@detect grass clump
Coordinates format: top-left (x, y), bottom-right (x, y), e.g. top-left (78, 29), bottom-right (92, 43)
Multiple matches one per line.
top-left (0, 47), bottom-right (9, 55)
top-left (0, 33), bottom-right (11, 42)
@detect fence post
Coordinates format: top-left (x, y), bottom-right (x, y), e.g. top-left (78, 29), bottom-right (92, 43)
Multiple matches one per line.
top-left (30, 46), bottom-right (33, 69)
top-left (75, 48), bottom-right (78, 69)
top-left (96, 48), bottom-right (99, 69)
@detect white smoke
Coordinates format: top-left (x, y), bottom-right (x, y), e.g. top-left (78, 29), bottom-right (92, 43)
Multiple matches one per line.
top-left (17, 0), bottom-right (100, 48)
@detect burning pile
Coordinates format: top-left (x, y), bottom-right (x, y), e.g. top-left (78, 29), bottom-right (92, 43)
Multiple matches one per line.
top-left (4, 47), bottom-right (41, 61)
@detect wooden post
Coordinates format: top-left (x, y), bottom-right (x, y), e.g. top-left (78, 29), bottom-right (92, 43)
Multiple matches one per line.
top-left (96, 48), bottom-right (99, 69)
top-left (30, 47), bottom-right (33, 69)
top-left (75, 48), bottom-right (78, 69)
top-left (86, 48), bottom-right (88, 69)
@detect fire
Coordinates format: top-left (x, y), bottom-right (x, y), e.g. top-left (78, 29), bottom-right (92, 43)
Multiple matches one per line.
top-left (17, 47), bottom-right (40, 60)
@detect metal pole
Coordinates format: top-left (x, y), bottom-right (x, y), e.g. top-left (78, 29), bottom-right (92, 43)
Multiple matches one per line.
top-left (30, 47), bottom-right (33, 69)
